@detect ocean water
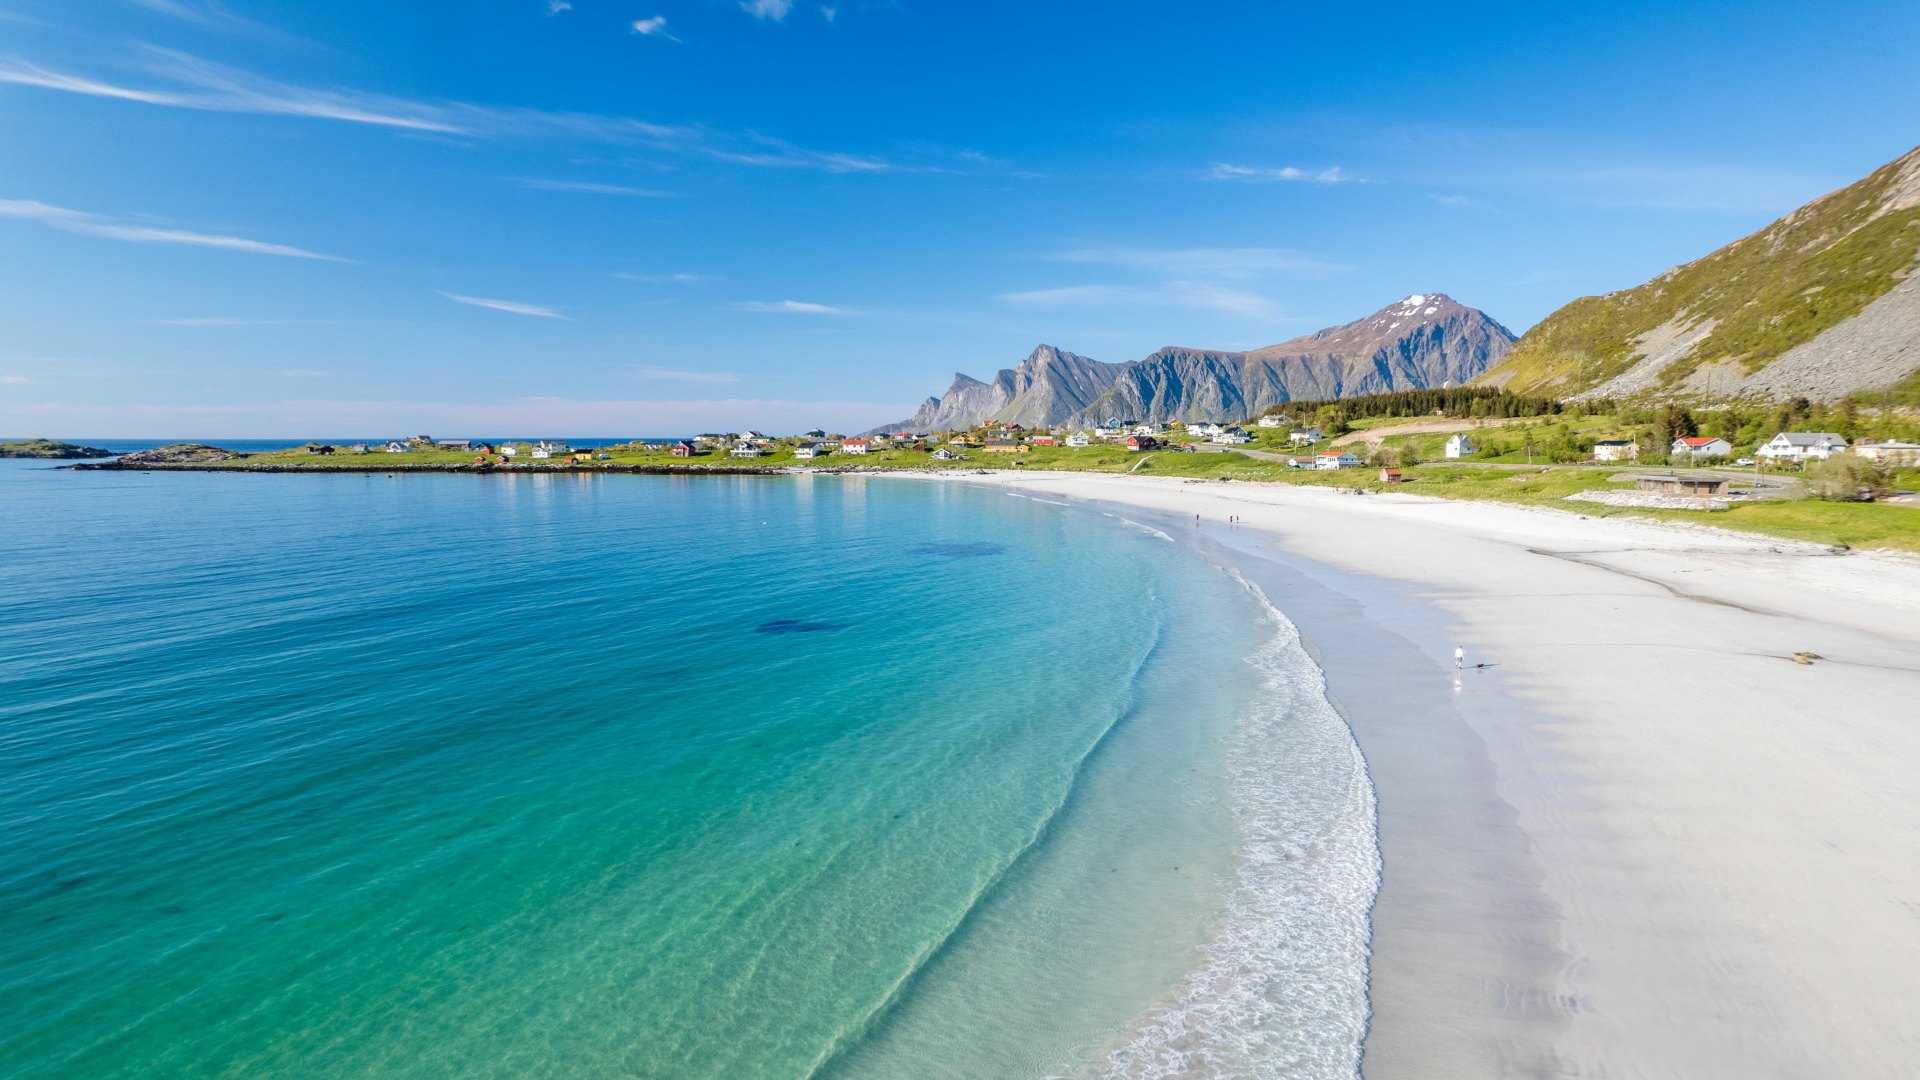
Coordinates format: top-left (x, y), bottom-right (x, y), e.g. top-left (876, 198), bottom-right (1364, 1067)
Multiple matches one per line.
top-left (4, 438), bottom-right (647, 456)
top-left (0, 461), bottom-right (1378, 1078)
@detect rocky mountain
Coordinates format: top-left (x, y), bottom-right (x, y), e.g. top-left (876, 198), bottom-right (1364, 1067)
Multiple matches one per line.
top-left (891, 345), bottom-right (1125, 431)
top-left (880, 295), bottom-right (1513, 430)
top-left (1477, 144), bottom-right (1920, 402)
top-left (1074, 294), bottom-right (1514, 423)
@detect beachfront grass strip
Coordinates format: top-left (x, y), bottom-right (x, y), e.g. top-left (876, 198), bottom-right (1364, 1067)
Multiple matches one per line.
top-left (135, 442), bottom-right (1920, 554)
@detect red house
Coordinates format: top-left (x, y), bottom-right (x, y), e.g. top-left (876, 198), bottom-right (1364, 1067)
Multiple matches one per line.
top-left (671, 441), bottom-right (695, 457)
top-left (1125, 435), bottom-right (1159, 451)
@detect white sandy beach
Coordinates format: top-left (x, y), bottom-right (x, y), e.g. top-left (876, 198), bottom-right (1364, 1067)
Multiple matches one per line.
top-left (944, 471), bottom-right (1920, 1079)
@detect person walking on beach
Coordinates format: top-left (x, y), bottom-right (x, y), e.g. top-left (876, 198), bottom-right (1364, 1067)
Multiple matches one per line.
top-left (1454, 644), bottom-right (1465, 670)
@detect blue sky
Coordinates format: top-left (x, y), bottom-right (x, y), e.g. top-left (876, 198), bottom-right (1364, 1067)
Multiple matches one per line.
top-left (3, 0), bottom-right (1918, 437)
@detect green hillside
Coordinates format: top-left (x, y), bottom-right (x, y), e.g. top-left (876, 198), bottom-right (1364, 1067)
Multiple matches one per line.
top-left (1481, 145), bottom-right (1920, 398)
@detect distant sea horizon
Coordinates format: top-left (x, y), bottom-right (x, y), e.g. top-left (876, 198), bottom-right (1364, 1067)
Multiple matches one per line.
top-left (4, 437), bottom-right (686, 455)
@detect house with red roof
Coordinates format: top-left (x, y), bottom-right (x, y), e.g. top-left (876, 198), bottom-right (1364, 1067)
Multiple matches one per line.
top-left (1671, 436), bottom-right (1733, 458)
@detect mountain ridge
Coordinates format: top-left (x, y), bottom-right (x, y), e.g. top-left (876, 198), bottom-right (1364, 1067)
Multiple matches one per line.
top-left (875, 294), bottom-right (1515, 431)
top-left (1477, 144), bottom-right (1920, 401)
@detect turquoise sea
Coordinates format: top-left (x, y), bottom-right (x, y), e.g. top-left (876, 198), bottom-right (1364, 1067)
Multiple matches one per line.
top-left (0, 460), bottom-right (1377, 1078)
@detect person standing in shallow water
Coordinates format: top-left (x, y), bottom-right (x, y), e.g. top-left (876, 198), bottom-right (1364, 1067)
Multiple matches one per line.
top-left (1454, 645), bottom-right (1465, 670)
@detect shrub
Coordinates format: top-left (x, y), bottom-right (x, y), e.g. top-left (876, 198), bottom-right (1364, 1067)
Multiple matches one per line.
top-left (1369, 443), bottom-right (1419, 467)
top-left (1802, 455), bottom-right (1892, 502)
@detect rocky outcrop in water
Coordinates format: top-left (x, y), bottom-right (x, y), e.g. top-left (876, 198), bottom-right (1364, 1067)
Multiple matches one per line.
top-left (116, 444), bottom-right (246, 464)
top-left (0, 439), bottom-right (116, 458)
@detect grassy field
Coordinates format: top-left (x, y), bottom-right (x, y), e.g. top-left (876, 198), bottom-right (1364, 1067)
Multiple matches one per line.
top-left (152, 440), bottom-right (1920, 555)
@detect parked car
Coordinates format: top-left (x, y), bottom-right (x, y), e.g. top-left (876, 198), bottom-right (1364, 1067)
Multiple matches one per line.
top-left (1733, 457), bottom-right (1756, 466)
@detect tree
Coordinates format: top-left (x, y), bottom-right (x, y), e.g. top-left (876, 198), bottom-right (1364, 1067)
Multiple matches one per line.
top-left (1654, 403), bottom-right (1698, 446)
top-left (1802, 456), bottom-right (1891, 502)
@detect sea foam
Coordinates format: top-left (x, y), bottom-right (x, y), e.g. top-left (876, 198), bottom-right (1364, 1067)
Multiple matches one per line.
top-left (1079, 576), bottom-right (1381, 1079)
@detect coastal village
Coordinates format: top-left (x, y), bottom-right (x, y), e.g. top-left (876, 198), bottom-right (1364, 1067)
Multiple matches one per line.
top-left (72, 386), bottom-right (1920, 554)
top-left (265, 414), bottom-right (1920, 476)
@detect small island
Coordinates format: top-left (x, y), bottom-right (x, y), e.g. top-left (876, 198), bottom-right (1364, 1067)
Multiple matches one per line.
top-left (0, 439), bottom-right (117, 459)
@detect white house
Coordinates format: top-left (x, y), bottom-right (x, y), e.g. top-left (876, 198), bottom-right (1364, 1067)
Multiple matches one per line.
top-left (1187, 422), bottom-right (1224, 438)
top-left (534, 440), bottom-right (566, 454)
top-left (383, 440), bottom-right (409, 453)
top-left (1315, 451), bottom-right (1362, 470)
top-left (1671, 436), bottom-right (1733, 458)
top-left (1853, 439), bottom-right (1920, 465)
top-left (348, 443), bottom-right (370, 454)
top-left (1756, 432), bottom-right (1848, 462)
top-left (1132, 423), bottom-right (1164, 437)
top-left (793, 442), bottom-right (825, 459)
top-left (841, 438), bottom-right (870, 455)
top-left (1592, 440), bottom-right (1637, 462)
top-left (730, 442), bottom-right (763, 458)
top-left (1256, 414), bottom-right (1286, 428)
top-left (1289, 427), bottom-right (1323, 446)
top-left (498, 443), bottom-right (518, 457)
top-left (931, 447), bottom-right (965, 461)
top-left (530, 447), bottom-right (553, 459)
top-left (740, 430), bottom-right (767, 441)
top-left (1211, 428), bottom-right (1253, 445)
top-left (1065, 432), bottom-right (1091, 448)
top-left (1443, 434), bottom-right (1475, 459)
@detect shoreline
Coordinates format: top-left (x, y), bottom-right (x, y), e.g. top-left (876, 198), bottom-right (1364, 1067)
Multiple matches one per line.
top-left (932, 471), bottom-right (1920, 1078)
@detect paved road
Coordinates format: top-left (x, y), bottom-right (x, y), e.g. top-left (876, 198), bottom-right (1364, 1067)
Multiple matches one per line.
top-left (1181, 443), bottom-right (1801, 489)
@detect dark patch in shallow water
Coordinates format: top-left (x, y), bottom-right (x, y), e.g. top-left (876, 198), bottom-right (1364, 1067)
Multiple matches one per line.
top-left (909, 542), bottom-right (1006, 559)
top-left (755, 619), bottom-right (851, 635)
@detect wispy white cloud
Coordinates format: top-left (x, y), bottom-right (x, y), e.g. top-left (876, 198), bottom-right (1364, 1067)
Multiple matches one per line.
top-left (734, 299), bottom-right (853, 314)
top-left (0, 54), bottom-right (462, 132)
top-left (631, 367), bottom-right (741, 383)
top-left (153, 317), bottom-right (335, 326)
top-left (0, 197), bottom-right (344, 259)
top-left (1048, 246), bottom-right (1344, 280)
top-left (129, 0), bottom-right (275, 36)
top-left (700, 133), bottom-right (895, 173)
top-left (617, 272), bottom-right (719, 283)
top-left (630, 16), bottom-right (680, 41)
top-left (821, 5), bottom-right (839, 22)
top-left (1, 374), bottom-right (32, 385)
top-left (512, 178), bottom-right (671, 197)
top-left (0, 50), bottom-right (937, 172)
top-left (5, 396), bottom-right (909, 439)
top-left (282, 368), bottom-right (329, 378)
top-left (741, 0), bottom-right (794, 20)
top-left (548, 1), bottom-right (572, 13)
top-left (439, 292), bottom-right (568, 319)
top-left (1001, 282), bottom-right (1284, 320)
top-left (1208, 163), bottom-right (1353, 184)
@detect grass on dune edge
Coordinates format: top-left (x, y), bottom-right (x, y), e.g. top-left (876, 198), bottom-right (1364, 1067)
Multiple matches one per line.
top-left (130, 444), bottom-right (1920, 556)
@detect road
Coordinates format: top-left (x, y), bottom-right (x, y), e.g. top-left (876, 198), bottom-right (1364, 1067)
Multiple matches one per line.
top-left (1180, 443), bottom-right (1801, 489)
